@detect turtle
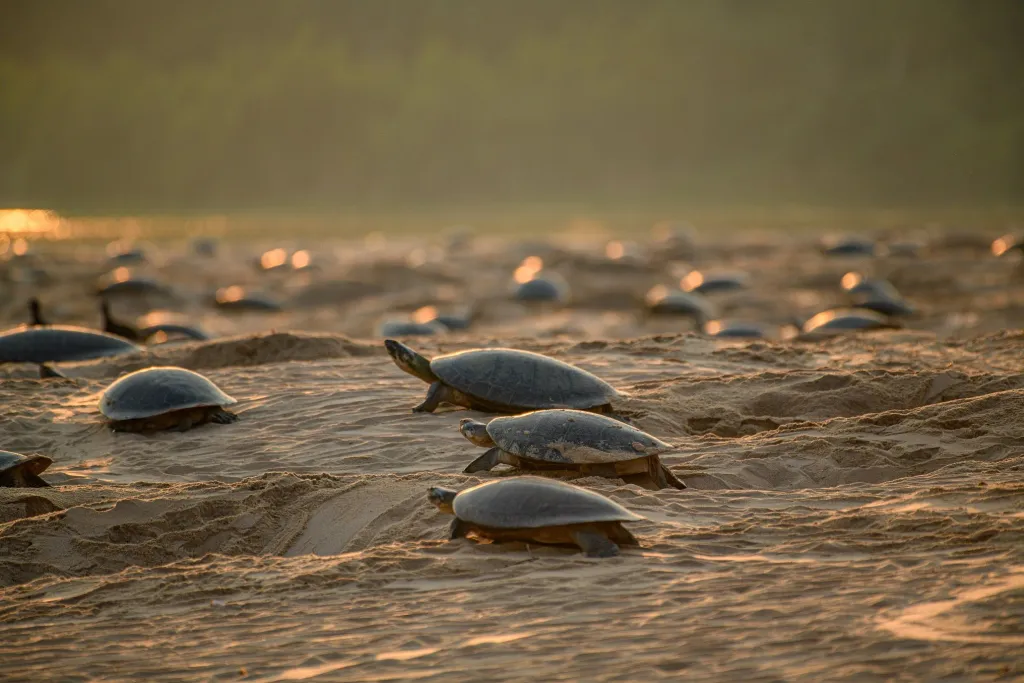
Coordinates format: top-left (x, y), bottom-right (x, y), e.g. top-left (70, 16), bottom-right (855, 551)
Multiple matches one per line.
top-left (0, 325), bottom-right (142, 363)
top-left (100, 299), bottom-right (141, 341)
top-left (28, 298), bottom-right (46, 325)
top-left (643, 286), bottom-right (715, 323)
top-left (513, 275), bottom-right (570, 304)
top-left (213, 287), bottom-right (283, 312)
top-left (99, 366), bottom-right (239, 432)
top-left (852, 294), bottom-right (915, 317)
top-left (96, 276), bottom-right (175, 299)
top-left (0, 451), bottom-right (52, 488)
top-left (138, 323), bottom-right (210, 343)
top-left (681, 270), bottom-right (749, 295)
top-left (820, 236), bottom-right (877, 257)
top-left (385, 340), bottom-right (620, 415)
top-left (800, 308), bottom-right (901, 336)
top-left (460, 410), bottom-right (685, 490)
top-left (378, 320), bottom-right (447, 338)
top-left (428, 476), bottom-right (644, 557)
top-left (703, 320), bottom-right (766, 339)
top-left (840, 273), bottom-right (901, 299)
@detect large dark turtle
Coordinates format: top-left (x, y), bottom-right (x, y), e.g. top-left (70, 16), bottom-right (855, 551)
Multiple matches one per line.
top-left (0, 451), bottom-right (52, 488)
top-left (99, 366), bottom-right (239, 432)
top-left (428, 476), bottom-right (644, 557)
top-left (0, 325), bottom-right (142, 363)
top-left (460, 409), bottom-right (685, 490)
top-left (385, 340), bottom-right (620, 414)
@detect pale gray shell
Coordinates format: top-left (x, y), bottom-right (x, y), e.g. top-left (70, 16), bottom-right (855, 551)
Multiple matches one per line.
top-left (100, 366), bottom-right (236, 420)
top-left (431, 349), bottom-right (618, 411)
top-left (453, 476), bottom-right (644, 529)
top-left (0, 325), bottom-right (142, 363)
top-left (802, 309), bottom-right (893, 334)
top-left (485, 409), bottom-right (671, 465)
top-left (0, 451), bottom-right (51, 477)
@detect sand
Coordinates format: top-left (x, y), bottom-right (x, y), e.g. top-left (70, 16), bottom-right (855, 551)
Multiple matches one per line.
top-left (1, 225), bottom-right (1022, 681)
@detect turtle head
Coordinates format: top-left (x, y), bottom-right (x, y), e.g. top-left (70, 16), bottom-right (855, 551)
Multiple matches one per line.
top-left (427, 486), bottom-right (457, 514)
top-left (384, 339), bottom-right (437, 383)
top-left (459, 418), bottom-right (495, 447)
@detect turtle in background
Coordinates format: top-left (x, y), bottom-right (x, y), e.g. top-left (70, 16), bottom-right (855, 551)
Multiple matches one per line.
top-left (385, 340), bottom-right (620, 415)
top-left (0, 451), bottom-right (52, 487)
top-left (428, 476), bottom-right (645, 557)
top-left (460, 410), bottom-right (685, 490)
top-left (100, 366), bottom-right (239, 432)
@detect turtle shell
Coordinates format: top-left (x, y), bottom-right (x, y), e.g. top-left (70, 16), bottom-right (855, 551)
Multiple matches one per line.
top-left (100, 367), bottom-right (236, 421)
top-left (485, 409), bottom-right (671, 465)
top-left (644, 287), bottom-right (715, 319)
top-left (802, 308), bottom-right (894, 334)
top-left (453, 476), bottom-right (644, 529)
top-left (430, 348), bottom-right (618, 411)
top-left (0, 325), bottom-right (142, 363)
top-left (136, 323), bottom-right (210, 341)
top-left (0, 451), bottom-right (52, 477)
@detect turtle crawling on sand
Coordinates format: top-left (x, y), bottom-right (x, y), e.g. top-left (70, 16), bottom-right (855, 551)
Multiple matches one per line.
top-left (100, 366), bottom-right (239, 432)
top-left (428, 476), bottom-right (644, 557)
top-left (0, 451), bottom-right (52, 487)
top-left (460, 410), bottom-right (685, 490)
top-left (385, 340), bottom-right (620, 415)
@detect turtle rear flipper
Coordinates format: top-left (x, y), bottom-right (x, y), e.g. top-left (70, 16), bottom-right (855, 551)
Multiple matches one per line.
top-left (464, 447), bottom-right (503, 473)
top-left (570, 529), bottom-right (620, 558)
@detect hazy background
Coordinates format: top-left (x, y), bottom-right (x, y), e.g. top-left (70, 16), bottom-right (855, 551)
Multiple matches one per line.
top-left (2, 0), bottom-right (1022, 213)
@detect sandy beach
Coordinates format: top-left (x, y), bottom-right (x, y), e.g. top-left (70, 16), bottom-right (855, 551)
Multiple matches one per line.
top-left (1, 221), bottom-right (1022, 681)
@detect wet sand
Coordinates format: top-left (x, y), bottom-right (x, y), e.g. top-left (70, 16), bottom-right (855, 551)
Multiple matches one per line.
top-left (1, 221), bottom-right (1022, 681)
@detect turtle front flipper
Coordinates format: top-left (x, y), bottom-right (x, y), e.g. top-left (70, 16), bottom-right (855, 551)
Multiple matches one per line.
top-left (656, 464), bottom-right (686, 490)
top-left (21, 471), bottom-right (51, 487)
top-left (449, 518), bottom-right (471, 540)
top-left (38, 363), bottom-right (67, 379)
top-left (569, 529), bottom-right (620, 558)
top-left (413, 381), bottom-right (451, 413)
top-left (464, 447), bottom-right (503, 473)
top-left (210, 408), bottom-right (239, 424)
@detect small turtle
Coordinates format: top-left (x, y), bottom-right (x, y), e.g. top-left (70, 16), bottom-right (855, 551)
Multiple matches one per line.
top-left (138, 323), bottom-right (210, 343)
top-left (0, 451), bottom-right (52, 488)
top-left (820, 236), bottom-right (877, 257)
top-left (213, 287), bottom-right (282, 312)
top-left (0, 325), bottom-right (142, 363)
top-left (703, 320), bottom-right (766, 339)
top-left (100, 299), bottom-right (141, 341)
top-left (385, 340), bottom-right (620, 414)
top-left (100, 366), bottom-right (239, 432)
top-left (681, 270), bottom-right (749, 295)
top-left (852, 294), bottom-right (915, 317)
top-left (643, 286), bottom-right (715, 323)
top-left (513, 275), bottom-right (570, 304)
top-left (97, 276), bottom-right (175, 299)
top-left (840, 273), bottom-right (902, 299)
top-left (378, 320), bottom-right (447, 338)
top-left (800, 308), bottom-right (900, 336)
top-left (428, 476), bottom-right (644, 557)
top-left (460, 410), bottom-right (685, 490)
top-left (28, 298), bottom-right (46, 325)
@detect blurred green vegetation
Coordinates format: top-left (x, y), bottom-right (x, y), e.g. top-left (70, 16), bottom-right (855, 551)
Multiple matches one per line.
top-left (2, 0), bottom-right (1022, 212)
